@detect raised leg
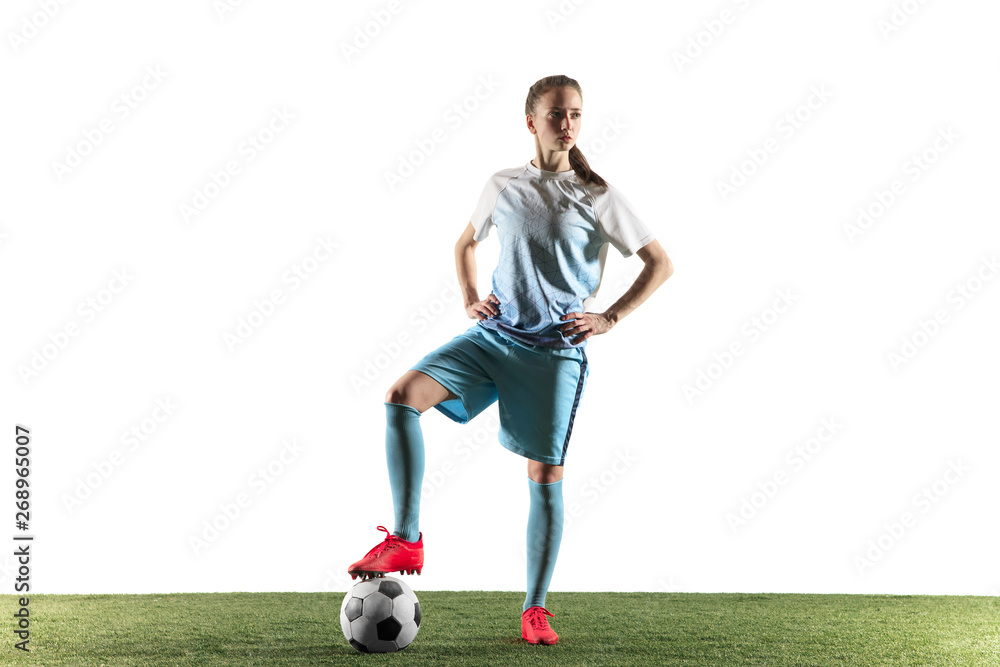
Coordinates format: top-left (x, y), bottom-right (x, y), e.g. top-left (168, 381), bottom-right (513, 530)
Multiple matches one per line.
top-left (380, 371), bottom-right (459, 544)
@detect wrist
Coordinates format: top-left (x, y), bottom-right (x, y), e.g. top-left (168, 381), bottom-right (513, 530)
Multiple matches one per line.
top-left (603, 310), bottom-right (620, 326)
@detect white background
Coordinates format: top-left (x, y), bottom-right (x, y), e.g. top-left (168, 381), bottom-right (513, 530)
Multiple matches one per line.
top-left (2, 0), bottom-right (998, 597)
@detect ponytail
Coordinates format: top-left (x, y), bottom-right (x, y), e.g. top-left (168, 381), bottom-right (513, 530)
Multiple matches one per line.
top-left (568, 143), bottom-right (607, 188)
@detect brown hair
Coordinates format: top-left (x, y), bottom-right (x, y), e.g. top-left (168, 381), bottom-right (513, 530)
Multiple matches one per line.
top-left (524, 75), bottom-right (608, 188)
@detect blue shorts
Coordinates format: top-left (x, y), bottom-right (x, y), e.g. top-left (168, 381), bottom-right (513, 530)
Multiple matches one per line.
top-left (409, 323), bottom-right (589, 466)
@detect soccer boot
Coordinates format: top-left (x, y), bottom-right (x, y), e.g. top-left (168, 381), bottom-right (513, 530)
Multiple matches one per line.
top-left (348, 525), bottom-right (423, 580)
top-left (521, 606), bottom-right (558, 645)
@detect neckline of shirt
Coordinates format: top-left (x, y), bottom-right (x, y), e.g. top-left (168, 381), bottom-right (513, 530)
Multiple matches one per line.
top-left (525, 160), bottom-right (577, 180)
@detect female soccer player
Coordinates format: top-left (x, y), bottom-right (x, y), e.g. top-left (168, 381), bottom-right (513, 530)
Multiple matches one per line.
top-left (348, 74), bottom-right (673, 645)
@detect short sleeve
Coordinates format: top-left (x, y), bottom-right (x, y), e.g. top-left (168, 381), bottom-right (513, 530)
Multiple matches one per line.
top-left (591, 183), bottom-right (656, 258)
top-left (468, 167), bottom-right (525, 242)
top-left (470, 176), bottom-right (499, 242)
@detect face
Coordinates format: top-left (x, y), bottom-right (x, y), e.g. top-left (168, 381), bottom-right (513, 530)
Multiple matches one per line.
top-left (528, 86), bottom-right (583, 153)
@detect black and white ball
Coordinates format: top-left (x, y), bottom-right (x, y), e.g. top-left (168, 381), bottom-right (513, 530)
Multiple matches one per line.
top-left (340, 576), bottom-right (421, 653)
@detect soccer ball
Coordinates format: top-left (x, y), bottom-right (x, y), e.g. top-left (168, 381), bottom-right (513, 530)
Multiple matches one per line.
top-left (340, 576), bottom-right (421, 653)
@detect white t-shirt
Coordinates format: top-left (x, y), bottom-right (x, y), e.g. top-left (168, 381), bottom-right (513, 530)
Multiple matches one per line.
top-left (469, 160), bottom-right (656, 349)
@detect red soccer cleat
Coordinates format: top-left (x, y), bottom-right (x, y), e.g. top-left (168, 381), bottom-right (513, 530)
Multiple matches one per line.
top-left (521, 606), bottom-right (558, 645)
top-left (348, 525), bottom-right (423, 580)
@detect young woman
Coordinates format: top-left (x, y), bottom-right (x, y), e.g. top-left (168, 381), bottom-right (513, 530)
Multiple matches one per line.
top-left (348, 74), bottom-right (673, 645)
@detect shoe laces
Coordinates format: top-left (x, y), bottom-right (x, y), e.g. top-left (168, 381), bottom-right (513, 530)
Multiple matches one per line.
top-left (525, 606), bottom-right (554, 629)
top-left (363, 525), bottom-right (401, 558)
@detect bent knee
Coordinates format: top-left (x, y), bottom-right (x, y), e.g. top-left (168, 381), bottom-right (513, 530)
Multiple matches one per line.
top-left (527, 462), bottom-right (564, 484)
top-left (384, 384), bottom-right (408, 405)
top-left (385, 378), bottom-right (426, 407)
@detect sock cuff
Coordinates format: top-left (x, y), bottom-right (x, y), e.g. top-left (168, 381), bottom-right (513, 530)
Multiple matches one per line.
top-left (385, 402), bottom-right (422, 418)
top-left (527, 476), bottom-right (563, 488)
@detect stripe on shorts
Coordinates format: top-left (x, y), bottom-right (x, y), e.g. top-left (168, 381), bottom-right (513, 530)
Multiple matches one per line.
top-left (558, 348), bottom-right (588, 466)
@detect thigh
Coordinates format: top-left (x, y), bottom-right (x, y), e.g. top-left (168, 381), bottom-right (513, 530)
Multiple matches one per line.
top-left (385, 369), bottom-right (459, 413)
top-left (496, 343), bottom-right (589, 466)
top-left (403, 326), bottom-right (504, 422)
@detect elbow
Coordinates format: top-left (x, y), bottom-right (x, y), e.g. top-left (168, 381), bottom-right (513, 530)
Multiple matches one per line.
top-left (660, 256), bottom-right (674, 281)
top-left (649, 252), bottom-right (672, 283)
top-left (455, 238), bottom-right (479, 254)
top-left (638, 241), bottom-right (672, 282)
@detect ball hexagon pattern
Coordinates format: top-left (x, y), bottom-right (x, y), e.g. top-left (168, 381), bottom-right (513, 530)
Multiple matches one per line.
top-left (340, 576), bottom-right (421, 653)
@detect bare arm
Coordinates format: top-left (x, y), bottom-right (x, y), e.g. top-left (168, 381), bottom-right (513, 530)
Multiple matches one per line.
top-left (559, 238), bottom-right (673, 343)
top-left (455, 222), bottom-right (499, 319)
top-left (603, 239), bottom-right (673, 326)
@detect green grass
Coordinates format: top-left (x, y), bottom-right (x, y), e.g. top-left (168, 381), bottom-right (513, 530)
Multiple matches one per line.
top-left (3, 592), bottom-right (998, 666)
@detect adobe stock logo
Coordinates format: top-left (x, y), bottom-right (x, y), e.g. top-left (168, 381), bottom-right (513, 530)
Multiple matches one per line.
top-left (51, 65), bottom-right (168, 183)
top-left (876, 0), bottom-right (933, 40)
top-left (886, 254), bottom-right (997, 372)
top-left (223, 235), bottom-right (339, 352)
top-left (339, 0), bottom-right (408, 64)
top-left (562, 449), bottom-right (639, 533)
top-left (62, 398), bottom-right (179, 514)
top-left (7, 0), bottom-right (73, 53)
top-left (17, 268), bottom-right (134, 386)
top-left (212, 0), bottom-right (249, 20)
top-left (384, 76), bottom-right (500, 192)
top-left (716, 85), bottom-right (832, 202)
top-left (189, 438), bottom-right (306, 556)
top-left (178, 106), bottom-right (295, 224)
top-left (853, 459), bottom-right (970, 575)
top-left (671, 0), bottom-right (757, 73)
top-left (842, 126), bottom-right (959, 245)
top-left (543, 0), bottom-right (592, 30)
top-left (682, 288), bottom-right (797, 404)
top-left (349, 276), bottom-right (465, 395)
top-left (726, 417), bottom-right (843, 534)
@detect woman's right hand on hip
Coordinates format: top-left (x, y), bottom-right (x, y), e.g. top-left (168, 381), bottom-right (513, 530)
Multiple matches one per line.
top-left (467, 294), bottom-right (501, 320)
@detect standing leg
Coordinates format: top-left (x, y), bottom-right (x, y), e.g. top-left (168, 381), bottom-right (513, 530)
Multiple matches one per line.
top-left (524, 461), bottom-right (564, 611)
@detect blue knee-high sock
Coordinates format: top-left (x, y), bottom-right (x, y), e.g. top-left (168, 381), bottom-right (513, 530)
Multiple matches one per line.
top-left (384, 402), bottom-right (424, 543)
top-left (524, 477), bottom-right (564, 611)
